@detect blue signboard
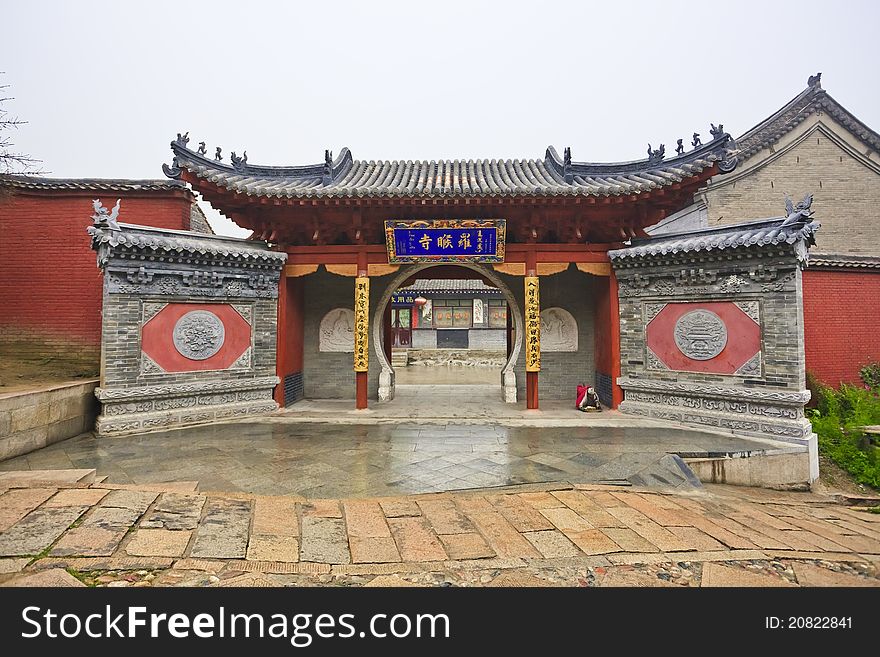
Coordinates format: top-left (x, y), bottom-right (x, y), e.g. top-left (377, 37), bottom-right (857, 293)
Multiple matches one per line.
top-left (384, 219), bottom-right (506, 263)
top-left (391, 293), bottom-right (416, 305)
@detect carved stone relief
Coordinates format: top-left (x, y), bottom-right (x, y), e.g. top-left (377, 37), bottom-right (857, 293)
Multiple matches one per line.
top-left (319, 308), bottom-right (355, 352)
top-left (673, 310), bottom-right (728, 360)
top-left (172, 310), bottom-right (226, 360)
top-left (539, 307), bottom-right (578, 352)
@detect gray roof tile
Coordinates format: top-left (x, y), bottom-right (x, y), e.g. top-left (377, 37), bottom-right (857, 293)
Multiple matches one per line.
top-left (164, 135), bottom-right (738, 200)
top-left (609, 217), bottom-right (820, 260)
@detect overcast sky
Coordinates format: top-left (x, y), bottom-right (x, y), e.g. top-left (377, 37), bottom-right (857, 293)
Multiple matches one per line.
top-left (5, 0), bottom-right (879, 236)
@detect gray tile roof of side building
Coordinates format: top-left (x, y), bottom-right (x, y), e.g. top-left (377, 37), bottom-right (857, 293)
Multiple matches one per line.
top-left (608, 216), bottom-right (820, 260)
top-left (1, 175), bottom-right (190, 193)
top-left (163, 133), bottom-right (738, 200)
top-left (398, 279), bottom-right (503, 294)
top-left (736, 74), bottom-right (880, 162)
top-left (809, 254), bottom-right (880, 269)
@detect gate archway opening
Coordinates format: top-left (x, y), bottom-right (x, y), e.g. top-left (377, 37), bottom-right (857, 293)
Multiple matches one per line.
top-left (372, 263), bottom-right (524, 403)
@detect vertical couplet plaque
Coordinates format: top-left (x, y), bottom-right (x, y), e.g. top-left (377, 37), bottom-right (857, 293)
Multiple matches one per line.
top-left (354, 277), bottom-right (370, 372)
top-left (524, 276), bottom-right (540, 372)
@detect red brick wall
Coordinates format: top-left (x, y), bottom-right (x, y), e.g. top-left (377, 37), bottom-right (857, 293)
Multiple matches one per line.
top-left (0, 190), bottom-right (194, 362)
top-left (803, 269), bottom-right (880, 386)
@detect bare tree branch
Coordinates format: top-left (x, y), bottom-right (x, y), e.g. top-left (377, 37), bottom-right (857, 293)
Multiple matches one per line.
top-left (0, 73), bottom-right (44, 175)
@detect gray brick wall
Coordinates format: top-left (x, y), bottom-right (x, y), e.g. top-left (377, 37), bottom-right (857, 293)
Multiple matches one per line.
top-left (499, 266), bottom-right (597, 401)
top-left (610, 235), bottom-right (816, 478)
top-left (89, 224), bottom-right (284, 435)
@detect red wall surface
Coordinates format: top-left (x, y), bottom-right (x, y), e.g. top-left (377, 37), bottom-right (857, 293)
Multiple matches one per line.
top-left (0, 190), bottom-right (195, 361)
top-left (803, 269), bottom-right (880, 386)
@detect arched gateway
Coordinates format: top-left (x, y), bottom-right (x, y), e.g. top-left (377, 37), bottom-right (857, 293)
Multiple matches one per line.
top-left (89, 127), bottom-right (822, 481)
top-left (157, 131), bottom-right (738, 412)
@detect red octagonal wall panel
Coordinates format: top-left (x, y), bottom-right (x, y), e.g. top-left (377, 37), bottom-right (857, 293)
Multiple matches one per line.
top-left (142, 303), bottom-right (251, 372)
top-left (646, 301), bottom-right (760, 375)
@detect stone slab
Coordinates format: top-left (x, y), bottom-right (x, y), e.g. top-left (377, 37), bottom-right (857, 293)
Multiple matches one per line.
top-left (378, 499), bottom-right (422, 518)
top-left (302, 500), bottom-right (342, 518)
top-left (101, 489), bottom-right (159, 513)
top-left (190, 498), bottom-right (251, 559)
top-left (0, 558), bottom-right (29, 574)
top-left (50, 527), bottom-right (126, 557)
top-left (140, 493), bottom-right (206, 530)
top-left (126, 529), bottom-right (193, 558)
top-left (43, 488), bottom-right (109, 508)
top-left (523, 530), bottom-right (581, 558)
top-left (388, 517), bottom-right (448, 562)
top-left (0, 488), bottom-right (56, 531)
top-left (0, 568), bottom-right (85, 587)
top-left (564, 529), bottom-right (621, 555)
top-left (349, 536), bottom-right (402, 563)
top-left (343, 501), bottom-right (392, 538)
top-left (300, 516), bottom-right (351, 564)
top-left (438, 532), bottom-right (495, 560)
top-left (792, 562), bottom-right (880, 587)
top-left (364, 574), bottom-right (421, 587)
top-left (417, 499), bottom-right (474, 535)
top-left (0, 506), bottom-right (86, 556)
top-left (246, 535), bottom-right (299, 563)
top-left (252, 496), bottom-right (298, 536)
top-left (701, 562), bottom-right (795, 587)
top-left (550, 490), bottom-right (625, 528)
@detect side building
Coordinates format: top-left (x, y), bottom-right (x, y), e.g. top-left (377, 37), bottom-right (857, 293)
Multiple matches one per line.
top-left (650, 75), bottom-right (880, 386)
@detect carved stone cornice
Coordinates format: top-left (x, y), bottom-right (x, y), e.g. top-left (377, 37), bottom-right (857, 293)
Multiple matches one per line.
top-left (617, 377), bottom-right (810, 405)
top-left (95, 376), bottom-right (280, 402)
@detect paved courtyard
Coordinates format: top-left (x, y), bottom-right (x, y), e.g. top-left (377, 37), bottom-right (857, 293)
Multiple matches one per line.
top-left (0, 419), bottom-right (784, 497)
top-left (0, 473), bottom-right (876, 588)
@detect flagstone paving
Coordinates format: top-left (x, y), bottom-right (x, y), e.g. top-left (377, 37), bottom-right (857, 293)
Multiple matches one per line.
top-left (0, 421), bottom-right (782, 497)
top-left (0, 477), bottom-right (877, 587)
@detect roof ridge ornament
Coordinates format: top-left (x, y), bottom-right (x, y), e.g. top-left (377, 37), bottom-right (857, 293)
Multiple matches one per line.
top-left (692, 132), bottom-right (702, 148)
top-left (162, 156), bottom-right (181, 178)
top-left (563, 147), bottom-right (573, 183)
top-left (91, 198), bottom-right (121, 230)
top-left (175, 132), bottom-right (189, 148)
top-left (230, 151), bottom-right (248, 171)
top-left (808, 72), bottom-right (822, 89)
top-left (709, 123), bottom-right (724, 140)
top-left (782, 193), bottom-right (814, 226)
top-left (323, 149), bottom-right (333, 184)
top-left (197, 142), bottom-right (207, 156)
top-left (675, 139), bottom-right (685, 156)
top-left (647, 143), bottom-right (665, 164)
top-left (215, 147), bottom-right (222, 162)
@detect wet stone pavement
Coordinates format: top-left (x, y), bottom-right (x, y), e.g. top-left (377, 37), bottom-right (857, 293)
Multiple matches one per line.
top-left (0, 422), bottom-right (771, 497)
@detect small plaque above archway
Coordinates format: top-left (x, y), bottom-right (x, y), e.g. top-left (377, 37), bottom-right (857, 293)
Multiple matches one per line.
top-left (319, 308), bottom-right (355, 352)
top-left (540, 307), bottom-right (578, 352)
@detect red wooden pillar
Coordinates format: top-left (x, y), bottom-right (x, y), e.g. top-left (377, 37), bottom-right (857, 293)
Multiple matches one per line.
top-left (526, 249), bottom-right (539, 410)
top-left (356, 251), bottom-right (369, 410)
top-left (274, 271), bottom-right (304, 406)
top-left (609, 270), bottom-right (624, 408)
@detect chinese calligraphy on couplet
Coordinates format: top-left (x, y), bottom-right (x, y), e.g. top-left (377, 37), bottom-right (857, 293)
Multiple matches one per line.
top-left (354, 277), bottom-right (369, 372)
top-left (524, 276), bottom-right (540, 372)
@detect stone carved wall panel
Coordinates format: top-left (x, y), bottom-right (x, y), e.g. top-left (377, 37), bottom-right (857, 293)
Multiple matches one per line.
top-left (539, 307), bottom-right (578, 352)
top-left (319, 308), bottom-right (355, 352)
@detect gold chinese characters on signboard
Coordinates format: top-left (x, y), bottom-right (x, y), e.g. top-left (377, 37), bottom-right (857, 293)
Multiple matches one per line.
top-left (354, 277), bottom-right (369, 372)
top-left (525, 276), bottom-right (540, 372)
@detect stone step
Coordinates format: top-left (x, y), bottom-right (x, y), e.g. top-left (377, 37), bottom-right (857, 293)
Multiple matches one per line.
top-left (0, 468), bottom-right (96, 486)
top-left (391, 350), bottom-right (409, 367)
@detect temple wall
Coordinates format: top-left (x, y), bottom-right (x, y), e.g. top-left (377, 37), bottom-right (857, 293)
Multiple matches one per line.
top-left (0, 186), bottom-right (206, 369)
top-left (90, 223), bottom-right (285, 436)
top-left (611, 233), bottom-right (817, 480)
top-left (704, 122), bottom-right (880, 255)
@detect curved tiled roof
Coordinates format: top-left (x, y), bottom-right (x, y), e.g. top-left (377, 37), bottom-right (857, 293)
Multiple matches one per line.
top-left (87, 223), bottom-right (286, 264)
top-left (163, 134), bottom-right (738, 200)
top-left (398, 279), bottom-right (503, 294)
top-left (810, 254), bottom-right (880, 269)
top-left (736, 77), bottom-right (880, 162)
top-left (1, 175), bottom-right (189, 193)
top-left (609, 216), bottom-right (820, 260)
